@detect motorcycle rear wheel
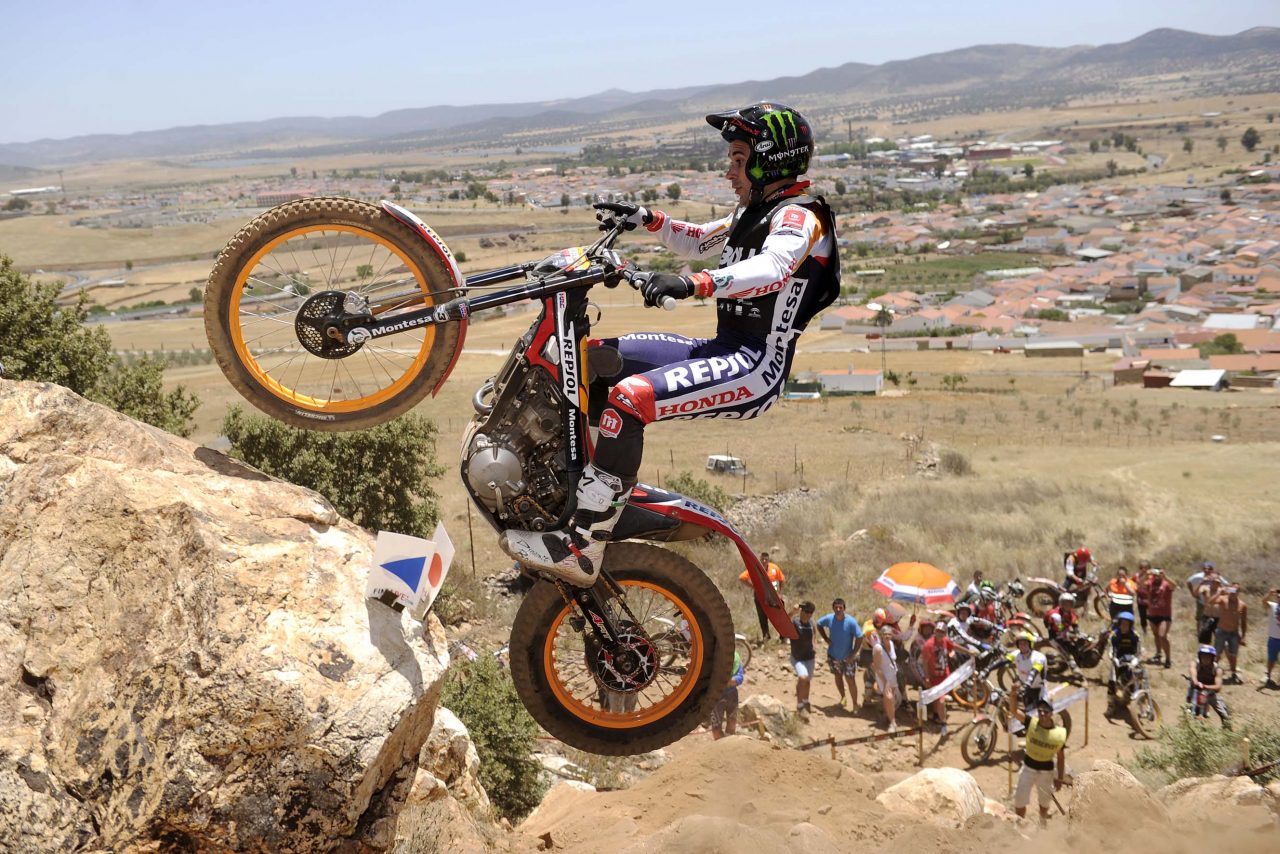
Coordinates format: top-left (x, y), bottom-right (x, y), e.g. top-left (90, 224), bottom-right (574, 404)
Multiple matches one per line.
top-left (1092, 591), bottom-right (1109, 621)
top-left (205, 197), bottom-right (462, 431)
top-left (508, 543), bottom-right (734, 755)
top-left (951, 674), bottom-right (990, 710)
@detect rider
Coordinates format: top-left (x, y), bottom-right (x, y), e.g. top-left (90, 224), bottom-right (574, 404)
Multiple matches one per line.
top-left (500, 103), bottom-right (840, 582)
top-left (1045, 592), bottom-right (1082, 676)
top-left (1062, 547), bottom-right (1093, 601)
top-left (1008, 631), bottom-right (1048, 731)
top-left (1186, 644), bottom-right (1230, 727)
top-left (975, 582), bottom-right (1002, 623)
top-left (1108, 611), bottom-right (1142, 709)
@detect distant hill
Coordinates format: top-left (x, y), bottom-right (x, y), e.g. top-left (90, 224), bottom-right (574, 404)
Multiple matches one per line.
top-left (2, 26), bottom-right (1278, 168)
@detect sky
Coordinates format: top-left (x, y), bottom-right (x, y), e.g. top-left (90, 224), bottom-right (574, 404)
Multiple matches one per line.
top-left (1, 0), bottom-right (1277, 144)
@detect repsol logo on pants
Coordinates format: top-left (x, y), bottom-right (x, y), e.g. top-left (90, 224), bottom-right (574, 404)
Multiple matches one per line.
top-left (657, 385), bottom-right (753, 418)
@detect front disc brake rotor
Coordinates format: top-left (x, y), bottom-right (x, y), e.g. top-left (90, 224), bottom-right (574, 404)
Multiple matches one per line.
top-left (592, 623), bottom-right (659, 694)
top-left (295, 290), bottom-right (370, 358)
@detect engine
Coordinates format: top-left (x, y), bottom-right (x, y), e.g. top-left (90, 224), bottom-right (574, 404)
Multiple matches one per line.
top-left (462, 357), bottom-right (569, 532)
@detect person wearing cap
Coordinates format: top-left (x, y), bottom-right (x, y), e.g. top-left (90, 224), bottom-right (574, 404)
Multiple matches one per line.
top-left (1145, 568), bottom-right (1175, 668)
top-left (502, 103), bottom-right (839, 582)
top-left (739, 552), bottom-right (785, 643)
top-left (1185, 561), bottom-right (1229, 634)
top-left (1007, 632), bottom-right (1048, 731)
top-left (1186, 645), bottom-right (1229, 726)
top-left (918, 619), bottom-right (956, 735)
top-left (788, 601), bottom-right (818, 715)
top-left (1013, 700), bottom-right (1068, 825)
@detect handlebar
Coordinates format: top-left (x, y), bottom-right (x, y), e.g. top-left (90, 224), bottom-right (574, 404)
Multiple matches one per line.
top-left (619, 267), bottom-right (677, 311)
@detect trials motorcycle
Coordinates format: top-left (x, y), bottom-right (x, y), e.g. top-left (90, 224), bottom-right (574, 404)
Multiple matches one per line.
top-left (203, 197), bottom-right (794, 755)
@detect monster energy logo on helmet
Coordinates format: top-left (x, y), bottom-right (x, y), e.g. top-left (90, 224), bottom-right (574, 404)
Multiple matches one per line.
top-left (706, 102), bottom-right (814, 199)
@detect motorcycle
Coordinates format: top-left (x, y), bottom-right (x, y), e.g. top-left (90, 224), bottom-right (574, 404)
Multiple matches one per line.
top-left (995, 580), bottom-right (1043, 643)
top-left (1035, 630), bottom-right (1108, 682)
top-left (203, 197), bottom-right (795, 755)
top-left (1025, 569), bottom-right (1108, 621)
top-left (958, 684), bottom-right (1073, 767)
top-left (1107, 656), bottom-right (1160, 738)
top-left (950, 641), bottom-right (1014, 710)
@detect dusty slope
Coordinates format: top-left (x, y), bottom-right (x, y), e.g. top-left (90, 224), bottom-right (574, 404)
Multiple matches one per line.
top-left (517, 736), bottom-right (1276, 854)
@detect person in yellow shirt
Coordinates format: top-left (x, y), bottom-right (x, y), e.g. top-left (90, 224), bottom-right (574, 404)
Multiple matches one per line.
top-left (1014, 699), bottom-right (1068, 825)
top-left (739, 551), bottom-right (785, 643)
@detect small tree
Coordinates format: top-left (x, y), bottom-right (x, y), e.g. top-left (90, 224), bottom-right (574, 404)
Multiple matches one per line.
top-left (1241, 127), bottom-right (1261, 152)
top-left (2, 196), bottom-right (31, 211)
top-left (559, 193), bottom-right (570, 208)
top-left (442, 656), bottom-right (546, 820)
top-left (1106, 159), bottom-right (1118, 178)
top-left (1023, 163), bottom-right (1035, 179)
top-left (1217, 135), bottom-right (1229, 152)
top-left (1089, 140), bottom-right (1100, 153)
top-left (221, 407), bottom-right (444, 537)
top-left (96, 358), bottom-right (199, 437)
top-left (1182, 137), bottom-right (1194, 154)
top-left (666, 183), bottom-right (682, 202)
top-left (834, 178), bottom-right (847, 196)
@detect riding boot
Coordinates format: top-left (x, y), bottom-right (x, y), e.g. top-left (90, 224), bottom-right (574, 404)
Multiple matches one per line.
top-left (499, 463), bottom-right (631, 586)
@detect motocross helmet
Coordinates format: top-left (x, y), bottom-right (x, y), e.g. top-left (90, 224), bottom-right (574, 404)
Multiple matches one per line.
top-left (980, 587), bottom-right (998, 602)
top-left (872, 607), bottom-right (889, 628)
top-left (1059, 592), bottom-right (1075, 605)
top-left (1198, 645), bottom-right (1217, 657)
top-left (1016, 632), bottom-right (1035, 648)
top-left (956, 602), bottom-right (972, 614)
top-left (1116, 611), bottom-right (1136, 624)
top-left (706, 103), bottom-right (814, 203)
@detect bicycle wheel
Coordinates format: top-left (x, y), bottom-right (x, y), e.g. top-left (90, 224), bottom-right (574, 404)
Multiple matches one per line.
top-left (205, 198), bottom-right (463, 430)
top-left (959, 718), bottom-right (999, 766)
top-left (1129, 694), bottom-right (1161, 739)
top-left (735, 635), bottom-right (753, 670)
top-left (508, 543), bottom-right (733, 755)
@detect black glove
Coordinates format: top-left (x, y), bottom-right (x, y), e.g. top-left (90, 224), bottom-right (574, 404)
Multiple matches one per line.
top-left (593, 201), bottom-right (652, 231)
top-left (637, 272), bottom-right (693, 307)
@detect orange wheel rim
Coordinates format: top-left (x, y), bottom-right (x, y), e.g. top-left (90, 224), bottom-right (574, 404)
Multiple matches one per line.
top-left (229, 223), bottom-right (438, 413)
top-left (543, 580), bottom-right (705, 729)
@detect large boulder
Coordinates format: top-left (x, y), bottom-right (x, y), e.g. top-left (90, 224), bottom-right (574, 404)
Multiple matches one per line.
top-left (1068, 760), bottom-right (1168, 841)
top-left (420, 707), bottom-right (490, 811)
top-left (0, 381), bottom-right (483, 851)
top-left (739, 693), bottom-right (793, 739)
top-left (875, 766), bottom-right (985, 827)
top-left (1159, 774), bottom-right (1277, 829)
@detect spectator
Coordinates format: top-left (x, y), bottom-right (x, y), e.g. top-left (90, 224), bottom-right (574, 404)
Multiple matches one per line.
top-left (870, 627), bottom-right (902, 734)
top-left (738, 552), bottom-right (785, 643)
top-left (1186, 561), bottom-right (1228, 634)
top-left (1264, 588), bottom-right (1280, 690)
top-left (1186, 645), bottom-right (1229, 727)
top-left (709, 649), bottom-right (745, 739)
top-left (1193, 566), bottom-right (1224, 644)
top-left (817, 598), bottom-right (863, 711)
top-left (1134, 560), bottom-right (1155, 636)
top-left (1207, 585), bottom-right (1247, 685)
top-left (919, 619), bottom-right (956, 735)
top-left (788, 601), bottom-right (817, 716)
top-left (1145, 568), bottom-right (1174, 668)
top-left (1013, 700), bottom-right (1068, 826)
top-left (1106, 566), bottom-right (1137, 621)
top-left (960, 570), bottom-right (985, 606)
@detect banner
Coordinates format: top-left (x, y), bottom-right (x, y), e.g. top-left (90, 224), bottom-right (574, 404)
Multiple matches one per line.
top-left (367, 523), bottom-right (454, 620)
top-left (1049, 686), bottom-right (1087, 713)
top-left (918, 658), bottom-right (975, 708)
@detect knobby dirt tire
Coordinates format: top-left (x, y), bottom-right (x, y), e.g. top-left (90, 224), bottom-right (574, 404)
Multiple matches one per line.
top-left (735, 635), bottom-right (753, 670)
top-left (1026, 588), bottom-right (1057, 617)
top-left (508, 543), bottom-right (734, 755)
top-left (205, 197), bottom-right (461, 431)
top-left (1130, 694), bottom-right (1161, 739)
top-left (959, 718), bottom-right (998, 766)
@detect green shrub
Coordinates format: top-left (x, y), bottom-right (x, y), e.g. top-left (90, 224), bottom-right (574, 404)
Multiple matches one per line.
top-left (222, 406), bottom-right (443, 537)
top-left (664, 470), bottom-right (733, 511)
top-left (940, 450), bottom-right (975, 476)
top-left (1130, 714), bottom-right (1280, 786)
top-left (442, 656), bottom-right (546, 820)
top-left (0, 254), bottom-right (197, 434)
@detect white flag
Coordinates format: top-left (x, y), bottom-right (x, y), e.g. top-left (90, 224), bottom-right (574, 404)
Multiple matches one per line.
top-left (367, 526), bottom-right (453, 620)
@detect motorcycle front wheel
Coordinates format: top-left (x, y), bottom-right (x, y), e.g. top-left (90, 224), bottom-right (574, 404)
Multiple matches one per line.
top-left (1026, 587), bottom-right (1057, 617)
top-left (508, 543), bottom-right (734, 755)
top-left (205, 197), bottom-right (462, 430)
top-left (959, 718), bottom-right (999, 766)
top-left (1129, 693), bottom-right (1161, 739)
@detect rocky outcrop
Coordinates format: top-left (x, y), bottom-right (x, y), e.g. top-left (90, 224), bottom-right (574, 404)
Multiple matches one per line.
top-left (738, 693), bottom-right (795, 740)
top-left (875, 767), bottom-right (985, 827)
top-left (1068, 760), bottom-right (1169, 842)
top-left (1159, 774), bottom-right (1278, 829)
top-left (0, 381), bottom-right (487, 851)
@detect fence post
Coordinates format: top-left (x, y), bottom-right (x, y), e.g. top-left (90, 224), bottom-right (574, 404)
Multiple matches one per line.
top-left (917, 704), bottom-right (924, 767)
top-left (1083, 688), bottom-right (1089, 748)
top-left (1007, 687), bottom-right (1016, 799)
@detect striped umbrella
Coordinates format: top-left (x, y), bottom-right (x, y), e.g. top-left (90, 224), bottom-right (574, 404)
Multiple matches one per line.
top-left (872, 561), bottom-right (959, 605)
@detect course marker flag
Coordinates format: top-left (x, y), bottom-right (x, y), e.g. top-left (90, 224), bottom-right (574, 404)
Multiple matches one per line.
top-left (368, 523), bottom-right (454, 619)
